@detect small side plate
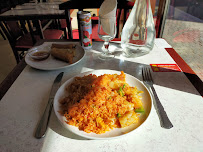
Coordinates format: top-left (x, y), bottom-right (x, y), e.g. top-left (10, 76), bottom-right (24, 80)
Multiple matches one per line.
top-left (27, 44), bottom-right (50, 60)
top-left (25, 42), bottom-right (85, 70)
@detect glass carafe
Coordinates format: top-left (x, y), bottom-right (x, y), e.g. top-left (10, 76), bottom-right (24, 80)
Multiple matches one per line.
top-left (121, 0), bottom-right (155, 57)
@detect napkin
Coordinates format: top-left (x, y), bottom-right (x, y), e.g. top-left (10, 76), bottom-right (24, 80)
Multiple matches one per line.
top-left (99, 0), bottom-right (117, 36)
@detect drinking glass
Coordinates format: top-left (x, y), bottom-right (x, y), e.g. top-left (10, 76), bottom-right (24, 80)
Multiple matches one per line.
top-left (98, 16), bottom-right (116, 59)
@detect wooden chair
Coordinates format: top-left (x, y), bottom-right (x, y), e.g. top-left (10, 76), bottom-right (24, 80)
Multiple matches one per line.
top-left (0, 27), bottom-right (6, 40)
top-left (59, 19), bottom-right (70, 39)
top-left (0, 20), bottom-right (63, 63)
top-left (59, 9), bottom-right (75, 39)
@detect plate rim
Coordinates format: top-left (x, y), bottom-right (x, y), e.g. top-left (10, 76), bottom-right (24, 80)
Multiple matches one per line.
top-left (25, 42), bottom-right (85, 70)
top-left (53, 69), bottom-right (152, 140)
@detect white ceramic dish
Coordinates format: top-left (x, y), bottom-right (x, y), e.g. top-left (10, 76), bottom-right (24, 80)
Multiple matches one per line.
top-left (27, 45), bottom-right (50, 60)
top-left (54, 70), bottom-right (152, 140)
top-left (25, 42), bottom-right (85, 70)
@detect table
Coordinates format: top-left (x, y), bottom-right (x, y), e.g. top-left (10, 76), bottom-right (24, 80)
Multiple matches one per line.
top-left (0, 2), bottom-right (66, 20)
top-left (0, 39), bottom-right (203, 151)
top-left (0, 1), bottom-right (67, 39)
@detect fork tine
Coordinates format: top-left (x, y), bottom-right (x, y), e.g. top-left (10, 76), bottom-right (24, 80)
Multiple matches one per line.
top-left (147, 67), bottom-right (153, 83)
top-left (145, 67), bottom-right (149, 82)
top-left (142, 67), bottom-right (153, 83)
top-left (142, 67), bottom-right (144, 80)
top-left (142, 67), bottom-right (146, 81)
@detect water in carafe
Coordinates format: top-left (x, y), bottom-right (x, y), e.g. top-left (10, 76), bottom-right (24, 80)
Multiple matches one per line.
top-left (121, 0), bottom-right (155, 57)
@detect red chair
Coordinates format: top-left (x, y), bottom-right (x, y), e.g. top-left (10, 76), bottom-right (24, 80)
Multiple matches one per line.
top-left (59, 19), bottom-right (68, 39)
top-left (59, 9), bottom-right (75, 39)
top-left (0, 20), bottom-right (63, 63)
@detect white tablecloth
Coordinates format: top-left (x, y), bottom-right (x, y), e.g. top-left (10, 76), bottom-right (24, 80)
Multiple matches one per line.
top-left (0, 39), bottom-right (203, 152)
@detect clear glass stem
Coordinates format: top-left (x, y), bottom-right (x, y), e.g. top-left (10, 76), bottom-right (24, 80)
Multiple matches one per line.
top-left (103, 41), bottom-right (110, 55)
top-left (97, 40), bottom-right (114, 60)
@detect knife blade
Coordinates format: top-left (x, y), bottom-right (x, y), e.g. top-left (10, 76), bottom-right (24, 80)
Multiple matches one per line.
top-left (35, 72), bottom-right (64, 139)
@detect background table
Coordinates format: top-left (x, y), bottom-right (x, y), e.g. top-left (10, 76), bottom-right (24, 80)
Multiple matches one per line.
top-left (0, 39), bottom-right (203, 152)
top-left (0, 2), bottom-right (67, 39)
top-left (0, 2), bottom-right (66, 20)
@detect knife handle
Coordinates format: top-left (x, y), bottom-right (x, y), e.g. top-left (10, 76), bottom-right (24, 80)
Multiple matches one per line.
top-left (35, 99), bottom-right (53, 139)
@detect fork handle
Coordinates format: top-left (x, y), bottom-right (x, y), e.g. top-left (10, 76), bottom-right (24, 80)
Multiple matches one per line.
top-left (150, 86), bottom-right (173, 129)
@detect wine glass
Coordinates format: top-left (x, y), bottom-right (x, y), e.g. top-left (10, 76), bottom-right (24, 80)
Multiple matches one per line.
top-left (97, 16), bottom-right (117, 60)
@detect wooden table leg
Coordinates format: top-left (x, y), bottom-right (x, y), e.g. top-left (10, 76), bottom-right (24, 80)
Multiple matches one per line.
top-left (65, 9), bottom-right (73, 39)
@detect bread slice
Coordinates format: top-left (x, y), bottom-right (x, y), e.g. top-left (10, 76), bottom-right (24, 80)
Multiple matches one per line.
top-left (51, 44), bottom-right (76, 63)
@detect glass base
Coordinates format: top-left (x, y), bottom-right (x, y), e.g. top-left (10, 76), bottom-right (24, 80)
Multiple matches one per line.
top-left (98, 52), bottom-right (115, 60)
top-left (121, 48), bottom-right (151, 58)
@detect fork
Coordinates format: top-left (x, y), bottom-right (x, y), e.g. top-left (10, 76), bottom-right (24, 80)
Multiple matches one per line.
top-left (142, 67), bottom-right (173, 129)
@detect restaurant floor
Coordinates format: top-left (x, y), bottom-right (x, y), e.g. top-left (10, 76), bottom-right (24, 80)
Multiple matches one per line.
top-left (0, 11), bottom-right (202, 84)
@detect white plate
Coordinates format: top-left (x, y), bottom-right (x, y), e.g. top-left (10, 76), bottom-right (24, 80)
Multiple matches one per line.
top-left (25, 42), bottom-right (85, 70)
top-left (54, 70), bottom-right (152, 139)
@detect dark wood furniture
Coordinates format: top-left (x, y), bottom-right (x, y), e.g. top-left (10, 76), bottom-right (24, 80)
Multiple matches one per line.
top-left (0, 3), bottom-right (67, 63)
top-left (0, 20), bottom-right (63, 63)
top-left (0, 3), bottom-right (68, 37)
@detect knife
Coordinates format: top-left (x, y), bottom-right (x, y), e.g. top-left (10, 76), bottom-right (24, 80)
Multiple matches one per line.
top-left (35, 72), bottom-right (64, 139)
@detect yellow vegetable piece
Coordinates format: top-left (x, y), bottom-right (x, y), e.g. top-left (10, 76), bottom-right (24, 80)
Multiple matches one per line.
top-left (119, 111), bottom-right (139, 128)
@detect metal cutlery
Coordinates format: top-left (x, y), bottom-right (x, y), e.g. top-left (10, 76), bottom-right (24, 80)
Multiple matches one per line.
top-left (35, 72), bottom-right (64, 138)
top-left (142, 67), bottom-right (173, 129)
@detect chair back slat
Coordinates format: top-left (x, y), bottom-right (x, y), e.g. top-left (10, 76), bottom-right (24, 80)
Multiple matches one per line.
top-left (5, 21), bottom-right (24, 40)
top-left (0, 22), bottom-right (13, 43)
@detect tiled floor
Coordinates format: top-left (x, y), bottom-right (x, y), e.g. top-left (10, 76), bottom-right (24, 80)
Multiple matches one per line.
top-left (0, 38), bottom-right (17, 83)
top-left (163, 8), bottom-right (203, 80)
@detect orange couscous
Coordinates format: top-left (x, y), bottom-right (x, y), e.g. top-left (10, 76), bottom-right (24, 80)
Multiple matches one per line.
top-left (60, 71), bottom-right (144, 134)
